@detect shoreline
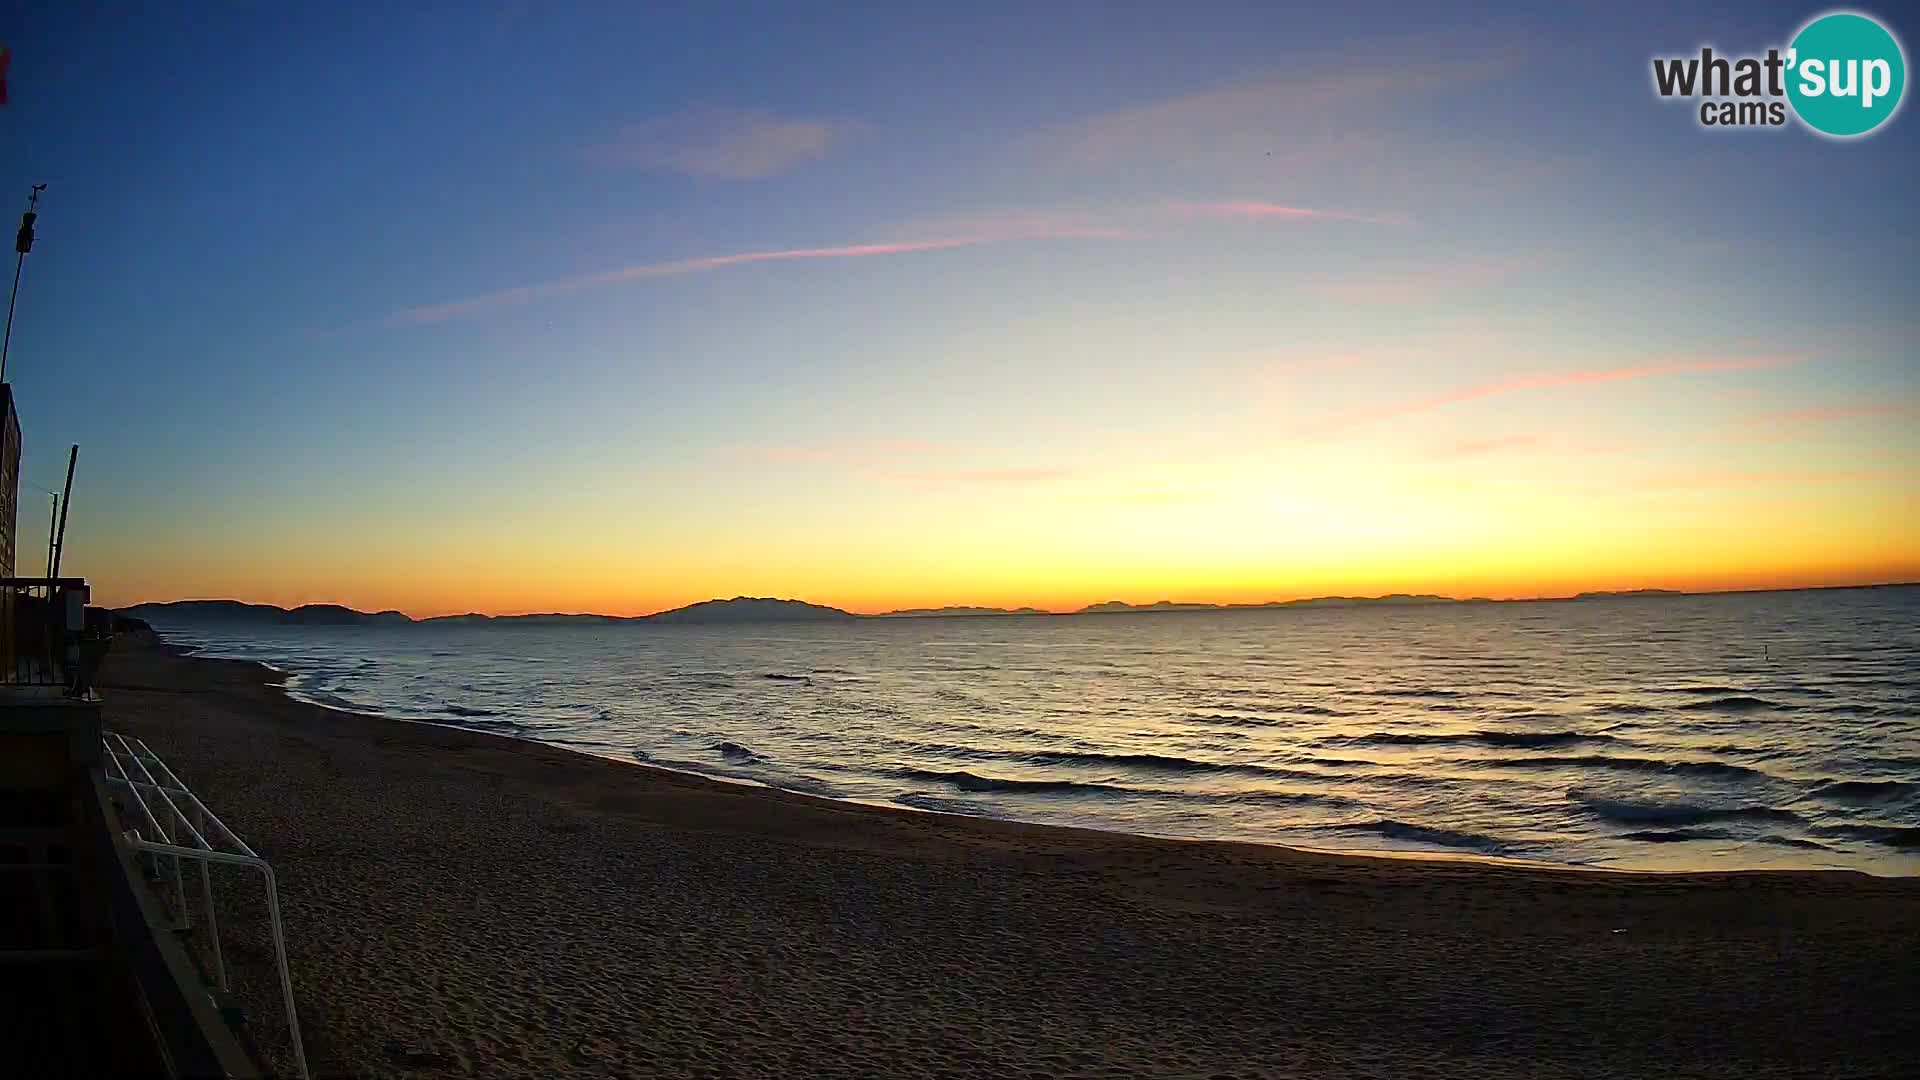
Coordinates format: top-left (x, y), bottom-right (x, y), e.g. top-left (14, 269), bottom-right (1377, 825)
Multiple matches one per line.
top-left (100, 632), bottom-right (1920, 1078)
top-left (178, 634), bottom-right (1600, 879)
top-left (164, 631), bottom-right (1907, 879)
top-left (267, 681), bottom-right (1846, 881)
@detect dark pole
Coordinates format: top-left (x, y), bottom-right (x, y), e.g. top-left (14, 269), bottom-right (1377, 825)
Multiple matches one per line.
top-left (44, 495), bottom-right (57, 577)
top-left (1, 253), bottom-right (24, 386)
top-left (1, 184), bottom-right (46, 386)
top-left (50, 444), bottom-right (75, 579)
top-left (2, 252), bottom-right (22, 382)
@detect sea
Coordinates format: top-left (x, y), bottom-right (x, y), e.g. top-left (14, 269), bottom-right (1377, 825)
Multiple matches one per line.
top-left (141, 587), bottom-right (1920, 875)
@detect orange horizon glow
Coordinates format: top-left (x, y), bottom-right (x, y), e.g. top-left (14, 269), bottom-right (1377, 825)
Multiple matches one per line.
top-left (99, 565), bottom-right (1920, 621)
top-left (79, 427), bottom-right (1918, 620)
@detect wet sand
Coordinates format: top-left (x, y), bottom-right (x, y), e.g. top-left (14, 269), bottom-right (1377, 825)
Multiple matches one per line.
top-left (100, 633), bottom-right (1918, 1079)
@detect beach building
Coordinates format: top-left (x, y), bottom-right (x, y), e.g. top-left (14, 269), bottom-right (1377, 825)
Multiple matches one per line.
top-left (0, 376), bottom-right (284, 1071)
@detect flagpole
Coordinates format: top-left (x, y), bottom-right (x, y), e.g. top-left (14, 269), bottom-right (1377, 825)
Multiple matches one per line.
top-left (1, 184), bottom-right (46, 386)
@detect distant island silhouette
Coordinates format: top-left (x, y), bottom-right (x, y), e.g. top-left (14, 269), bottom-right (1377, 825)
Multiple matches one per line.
top-left (116, 584), bottom-right (1912, 627)
top-left (876, 606), bottom-right (1051, 618)
top-left (1079, 594), bottom-right (1457, 613)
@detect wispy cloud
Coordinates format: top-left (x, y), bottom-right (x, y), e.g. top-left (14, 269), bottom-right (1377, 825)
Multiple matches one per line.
top-left (746, 439), bottom-right (950, 466)
top-left (393, 240), bottom-right (991, 323)
top-left (1705, 399), bottom-right (1920, 446)
top-left (1028, 35), bottom-right (1524, 172)
top-left (861, 466), bottom-right (1070, 490)
top-left (1311, 257), bottom-right (1535, 305)
top-left (1635, 466), bottom-right (1893, 491)
top-left (1242, 344), bottom-right (1431, 409)
top-left (1427, 434), bottom-right (1545, 459)
top-left (1169, 200), bottom-right (1407, 226)
top-left (393, 201), bottom-right (1307, 324)
top-left (891, 200), bottom-right (1401, 245)
top-left (585, 107), bottom-right (858, 179)
top-left (1728, 401), bottom-right (1918, 432)
top-left (878, 207), bottom-right (1140, 243)
top-left (1320, 355), bottom-right (1807, 434)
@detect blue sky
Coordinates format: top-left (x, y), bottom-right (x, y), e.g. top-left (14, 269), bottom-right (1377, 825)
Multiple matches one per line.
top-left (2, 2), bottom-right (1914, 613)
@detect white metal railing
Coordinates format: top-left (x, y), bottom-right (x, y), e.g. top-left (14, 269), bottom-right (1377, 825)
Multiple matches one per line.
top-left (102, 731), bottom-right (309, 1080)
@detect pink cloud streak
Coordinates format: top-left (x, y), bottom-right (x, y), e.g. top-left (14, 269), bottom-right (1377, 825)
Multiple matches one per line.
top-left (584, 107), bottom-right (858, 180)
top-left (861, 466), bottom-right (1070, 490)
top-left (748, 438), bottom-right (950, 466)
top-left (1032, 35), bottom-right (1527, 172)
top-left (1711, 400), bottom-right (1919, 444)
top-left (1738, 402), bottom-right (1917, 428)
top-left (1312, 257), bottom-right (1534, 305)
top-left (1428, 434), bottom-right (1545, 458)
top-left (884, 208), bottom-right (1140, 243)
top-left (396, 238), bottom-right (992, 324)
top-left (1170, 200), bottom-right (1406, 225)
top-left (1322, 355), bottom-right (1806, 433)
top-left (1636, 466), bottom-right (1893, 491)
top-left (385, 196), bottom-right (1426, 325)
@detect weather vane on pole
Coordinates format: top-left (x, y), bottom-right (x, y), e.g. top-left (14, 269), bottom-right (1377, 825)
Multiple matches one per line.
top-left (1, 183), bottom-right (48, 386)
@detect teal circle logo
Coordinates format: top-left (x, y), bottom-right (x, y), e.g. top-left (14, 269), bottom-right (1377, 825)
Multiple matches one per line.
top-left (1787, 12), bottom-right (1906, 137)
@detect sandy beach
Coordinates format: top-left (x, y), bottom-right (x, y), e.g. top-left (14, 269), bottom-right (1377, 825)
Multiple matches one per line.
top-left (99, 633), bottom-right (1919, 1079)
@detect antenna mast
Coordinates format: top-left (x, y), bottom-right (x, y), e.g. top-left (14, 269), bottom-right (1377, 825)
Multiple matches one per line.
top-left (1, 184), bottom-right (47, 385)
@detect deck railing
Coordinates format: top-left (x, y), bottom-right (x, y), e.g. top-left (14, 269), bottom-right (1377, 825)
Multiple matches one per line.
top-left (102, 731), bottom-right (309, 1080)
top-left (0, 576), bottom-right (101, 691)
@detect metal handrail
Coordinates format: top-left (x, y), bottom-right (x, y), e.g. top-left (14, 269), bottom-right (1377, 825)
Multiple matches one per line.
top-left (103, 732), bottom-right (309, 1080)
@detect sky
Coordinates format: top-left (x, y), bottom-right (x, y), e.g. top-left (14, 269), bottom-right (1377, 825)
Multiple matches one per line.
top-left (1, 2), bottom-right (1915, 616)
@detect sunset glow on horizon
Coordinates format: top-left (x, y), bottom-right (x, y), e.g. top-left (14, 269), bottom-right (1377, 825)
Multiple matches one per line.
top-left (4, 4), bottom-right (1913, 618)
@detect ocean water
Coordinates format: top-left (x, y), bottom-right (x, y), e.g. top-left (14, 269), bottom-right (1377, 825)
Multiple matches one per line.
top-left (143, 587), bottom-right (1920, 874)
